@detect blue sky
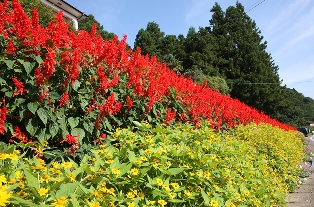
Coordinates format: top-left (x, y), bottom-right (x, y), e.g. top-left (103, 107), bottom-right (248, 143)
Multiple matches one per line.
top-left (66, 0), bottom-right (314, 99)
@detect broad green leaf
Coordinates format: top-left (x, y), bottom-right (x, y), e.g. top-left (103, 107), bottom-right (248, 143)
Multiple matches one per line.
top-left (166, 168), bottom-right (185, 175)
top-left (71, 128), bottom-right (85, 144)
top-left (26, 118), bottom-right (38, 136)
top-left (168, 199), bottom-right (186, 203)
top-left (19, 108), bottom-right (28, 122)
top-left (37, 128), bottom-right (51, 143)
top-left (56, 182), bottom-right (79, 198)
top-left (22, 61), bottom-right (35, 75)
top-left (83, 121), bottom-right (94, 134)
top-left (24, 169), bottom-right (39, 190)
top-left (35, 55), bottom-right (43, 64)
top-left (4, 60), bottom-right (15, 69)
top-left (104, 118), bottom-right (112, 131)
top-left (27, 102), bottom-right (38, 114)
top-left (70, 193), bottom-right (80, 207)
top-left (72, 80), bottom-right (80, 91)
top-left (201, 188), bottom-right (210, 205)
top-left (49, 92), bottom-right (60, 100)
top-left (37, 108), bottom-right (48, 125)
top-left (0, 77), bottom-right (6, 84)
top-left (68, 117), bottom-right (79, 129)
top-left (49, 122), bottom-right (59, 138)
top-left (128, 151), bottom-right (137, 163)
top-left (133, 121), bottom-right (142, 127)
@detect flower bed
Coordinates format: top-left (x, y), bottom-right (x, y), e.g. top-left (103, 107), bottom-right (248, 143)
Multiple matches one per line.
top-left (0, 122), bottom-right (307, 206)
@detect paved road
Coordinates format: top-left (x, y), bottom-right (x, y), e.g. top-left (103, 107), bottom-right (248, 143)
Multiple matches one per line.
top-left (285, 135), bottom-right (314, 207)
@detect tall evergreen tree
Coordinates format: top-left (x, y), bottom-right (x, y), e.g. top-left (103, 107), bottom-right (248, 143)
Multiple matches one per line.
top-left (210, 2), bottom-right (284, 117)
top-left (134, 22), bottom-right (165, 59)
top-left (183, 27), bottom-right (218, 82)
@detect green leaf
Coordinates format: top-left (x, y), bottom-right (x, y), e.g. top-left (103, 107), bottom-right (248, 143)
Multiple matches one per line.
top-left (37, 108), bottom-right (48, 125)
top-left (27, 102), bottom-right (38, 114)
top-left (70, 193), bottom-right (80, 207)
top-left (133, 121), bottom-right (142, 127)
top-left (128, 151), bottom-right (137, 163)
top-left (22, 61), bottom-right (35, 75)
top-left (49, 122), bottom-right (59, 138)
top-left (201, 188), bottom-right (210, 205)
top-left (0, 77), bottom-right (6, 84)
top-left (56, 182), bottom-right (80, 198)
top-left (68, 117), bottom-right (79, 129)
top-left (37, 128), bottom-right (51, 143)
top-left (49, 92), bottom-right (60, 100)
top-left (83, 121), bottom-right (94, 134)
top-left (24, 169), bottom-right (39, 190)
top-left (35, 55), bottom-right (43, 65)
top-left (166, 168), bottom-right (185, 175)
top-left (71, 128), bottom-right (85, 144)
top-left (26, 118), bottom-right (38, 136)
top-left (72, 80), bottom-right (80, 91)
top-left (104, 118), bottom-right (112, 131)
top-left (4, 60), bottom-right (15, 69)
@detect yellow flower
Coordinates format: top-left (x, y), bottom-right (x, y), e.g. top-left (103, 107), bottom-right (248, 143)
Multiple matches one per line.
top-left (105, 159), bottom-right (114, 164)
top-left (51, 196), bottom-right (67, 207)
top-left (62, 162), bottom-right (72, 168)
top-left (111, 168), bottom-right (121, 175)
top-left (0, 175), bottom-right (7, 184)
top-left (88, 202), bottom-right (101, 207)
top-left (40, 174), bottom-right (50, 183)
top-left (158, 199), bottom-right (167, 207)
top-left (210, 199), bottom-right (218, 207)
top-left (156, 178), bottom-right (163, 186)
top-left (15, 171), bottom-right (23, 180)
top-left (147, 200), bottom-right (156, 205)
top-left (9, 179), bottom-right (16, 184)
top-left (168, 192), bottom-right (176, 199)
top-left (130, 168), bottom-right (140, 176)
top-left (7, 154), bottom-right (18, 160)
top-left (127, 202), bottom-right (136, 207)
top-left (0, 187), bottom-right (12, 207)
top-left (32, 164), bottom-right (46, 171)
top-left (144, 149), bottom-right (152, 154)
top-left (170, 182), bottom-right (180, 189)
top-left (70, 175), bottom-right (76, 182)
top-left (17, 191), bottom-right (27, 198)
top-left (184, 190), bottom-right (192, 197)
top-left (38, 188), bottom-right (48, 196)
top-left (126, 191), bottom-right (135, 198)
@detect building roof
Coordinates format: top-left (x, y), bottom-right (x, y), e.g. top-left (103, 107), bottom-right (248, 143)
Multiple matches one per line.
top-left (44, 0), bottom-right (87, 21)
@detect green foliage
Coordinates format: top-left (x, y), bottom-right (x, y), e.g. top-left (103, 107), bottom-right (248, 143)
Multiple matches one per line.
top-left (210, 2), bottom-right (284, 118)
top-left (134, 22), bottom-right (165, 59)
top-left (203, 76), bottom-right (230, 95)
top-left (78, 14), bottom-right (115, 41)
top-left (18, 0), bottom-right (56, 27)
top-left (0, 122), bottom-right (307, 206)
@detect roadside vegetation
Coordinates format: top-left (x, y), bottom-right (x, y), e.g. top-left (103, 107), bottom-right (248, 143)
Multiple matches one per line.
top-left (0, 1), bottom-right (313, 206)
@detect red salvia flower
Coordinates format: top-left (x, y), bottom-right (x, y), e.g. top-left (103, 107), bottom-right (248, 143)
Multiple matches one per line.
top-left (59, 92), bottom-right (69, 107)
top-left (10, 126), bottom-right (29, 143)
top-left (12, 77), bottom-right (26, 97)
top-left (5, 40), bottom-right (17, 55)
top-left (164, 108), bottom-right (176, 125)
top-left (61, 134), bottom-right (79, 145)
top-left (125, 96), bottom-right (133, 109)
top-left (34, 49), bottom-right (56, 86)
top-left (0, 104), bottom-right (7, 135)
